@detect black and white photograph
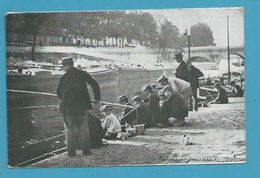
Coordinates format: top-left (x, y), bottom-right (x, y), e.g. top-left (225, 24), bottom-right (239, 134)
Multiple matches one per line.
top-left (6, 7), bottom-right (245, 168)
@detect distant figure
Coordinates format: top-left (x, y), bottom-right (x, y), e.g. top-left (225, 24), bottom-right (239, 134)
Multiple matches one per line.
top-left (57, 56), bottom-right (101, 157)
top-left (187, 62), bottom-right (204, 111)
top-left (117, 94), bottom-right (136, 127)
top-left (228, 81), bottom-right (244, 97)
top-left (174, 51), bottom-right (189, 82)
top-left (160, 85), bottom-right (188, 126)
top-left (158, 75), bottom-right (192, 110)
top-left (143, 85), bottom-right (161, 124)
top-left (131, 95), bottom-right (154, 128)
top-left (211, 83), bottom-right (229, 104)
top-left (100, 105), bottom-right (121, 140)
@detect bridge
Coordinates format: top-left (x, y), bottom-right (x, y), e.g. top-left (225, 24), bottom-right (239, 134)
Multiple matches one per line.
top-left (183, 46), bottom-right (244, 63)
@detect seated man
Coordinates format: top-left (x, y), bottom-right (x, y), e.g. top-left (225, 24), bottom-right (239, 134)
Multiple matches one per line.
top-left (131, 95), bottom-right (154, 128)
top-left (211, 83), bottom-right (229, 104)
top-left (160, 85), bottom-right (188, 127)
top-left (100, 105), bottom-right (121, 140)
top-left (228, 81), bottom-right (244, 97)
top-left (143, 84), bottom-right (161, 124)
top-left (158, 75), bottom-right (192, 111)
top-left (117, 94), bottom-right (136, 127)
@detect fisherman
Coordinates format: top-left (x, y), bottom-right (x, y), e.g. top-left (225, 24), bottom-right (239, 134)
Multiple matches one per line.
top-left (57, 56), bottom-right (101, 157)
top-left (158, 75), bottom-right (192, 111)
top-left (117, 94), bottom-right (136, 127)
top-left (210, 83), bottom-right (229, 104)
top-left (131, 95), bottom-right (154, 128)
top-left (143, 84), bottom-right (161, 124)
top-left (100, 105), bottom-right (121, 140)
top-left (187, 61), bottom-right (204, 111)
top-left (174, 51), bottom-right (189, 82)
top-left (160, 85), bottom-right (188, 126)
top-left (228, 81), bottom-right (244, 97)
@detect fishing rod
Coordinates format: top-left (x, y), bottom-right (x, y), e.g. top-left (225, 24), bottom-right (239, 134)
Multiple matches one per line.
top-left (7, 89), bottom-right (134, 109)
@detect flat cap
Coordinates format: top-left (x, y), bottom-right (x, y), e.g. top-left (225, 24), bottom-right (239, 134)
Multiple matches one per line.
top-left (61, 56), bottom-right (74, 65)
top-left (100, 105), bottom-right (113, 111)
top-left (117, 94), bottom-right (128, 102)
top-left (157, 75), bottom-right (168, 83)
top-left (131, 95), bottom-right (142, 102)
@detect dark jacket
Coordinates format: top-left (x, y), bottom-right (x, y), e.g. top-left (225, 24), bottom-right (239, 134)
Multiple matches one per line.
top-left (216, 87), bottom-right (228, 104)
top-left (57, 67), bottom-right (101, 115)
top-left (161, 93), bottom-right (188, 123)
top-left (188, 65), bottom-right (204, 89)
top-left (120, 102), bottom-right (136, 125)
top-left (176, 61), bottom-right (189, 82)
top-left (232, 85), bottom-right (244, 97)
top-left (135, 103), bottom-right (154, 127)
top-left (148, 92), bottom-right (161, 123)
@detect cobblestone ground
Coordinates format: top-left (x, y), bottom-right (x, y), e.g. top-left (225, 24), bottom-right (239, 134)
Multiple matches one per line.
top-left (32, 98), bottom-right (245, 168)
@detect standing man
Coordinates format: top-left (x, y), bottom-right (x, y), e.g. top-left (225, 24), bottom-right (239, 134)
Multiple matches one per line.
top-left (57, 56), bottom-right (101, 157)
top-left (187, 61), bottom-right (204, 111)
top-left (175, 51), bottom-right (189, 82)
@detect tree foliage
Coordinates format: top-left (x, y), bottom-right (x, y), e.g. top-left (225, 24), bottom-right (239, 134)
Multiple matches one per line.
top-left (190, 23), bottom-right (215, 47)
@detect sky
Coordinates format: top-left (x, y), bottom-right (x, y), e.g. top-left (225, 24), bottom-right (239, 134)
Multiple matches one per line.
top-left (144, 7), bottom-right (244, 47)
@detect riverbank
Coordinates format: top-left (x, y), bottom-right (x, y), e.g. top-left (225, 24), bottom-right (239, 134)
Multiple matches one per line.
top-left (30, 97), bottom-right (245, 168)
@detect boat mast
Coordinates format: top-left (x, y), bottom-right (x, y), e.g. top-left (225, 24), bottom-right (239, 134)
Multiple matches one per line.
top-left (227, 16), bottom-right (231, 84)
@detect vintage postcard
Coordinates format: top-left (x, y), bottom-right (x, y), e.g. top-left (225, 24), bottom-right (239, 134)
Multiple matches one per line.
top-left (6, 7), bottom-right (245, 168)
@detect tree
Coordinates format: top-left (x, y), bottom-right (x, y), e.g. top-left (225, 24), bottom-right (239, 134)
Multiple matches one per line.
top-left (158, 20), bottom-right (182, 62)
top-left (190, 23), bottom-right (215, 47)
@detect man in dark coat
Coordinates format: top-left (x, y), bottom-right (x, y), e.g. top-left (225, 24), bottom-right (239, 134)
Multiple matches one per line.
top-left (160, 85), bottom-right (188, 126)
top-left (175, 52), bottom-right (189, 82)
top-left (57, 56), bottom-right (101, 156)
top-left (117, 94), bottom-right (136, 127)
top-left (187, 62), bottom-right (204, 111)
top-left (143, 85), bottom-right (161, 124)
top-left (131, 95), bottom-right (154, 128)
top-left (211, 83), bottom-right (228, 104)
top-left (228, 81), bottom-right (244, 97)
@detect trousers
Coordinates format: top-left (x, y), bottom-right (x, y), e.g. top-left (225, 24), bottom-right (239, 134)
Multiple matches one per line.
top-left (181, 87), bottom-right (192, 109)
top-left (63, 111), bottom-right (90, 155)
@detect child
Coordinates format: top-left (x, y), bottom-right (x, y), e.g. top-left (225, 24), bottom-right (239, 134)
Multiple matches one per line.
top-left (100, 105), bottom-right (121, 140)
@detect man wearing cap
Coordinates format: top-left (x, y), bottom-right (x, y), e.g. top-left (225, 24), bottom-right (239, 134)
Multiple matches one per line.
top-left (159, 85), bottom-right (188, 126)
top-left (117, 94), bottom-right (136, 126)
top-left (143, 85), bottom-right (161, 124)
top-left (158, 75), bottom-right (192, 110)
top-left (131, 95), bottom-right (154, 128)
top-left (57, 56), bottom-right (101, 156)
top-left (100, 105), bottom-right (121, 140)
top-left (175, 51), bottom-right (189, 82)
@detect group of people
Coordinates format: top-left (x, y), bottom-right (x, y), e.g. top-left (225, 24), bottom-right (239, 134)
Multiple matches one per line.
top-left (56, 51), bottom-right (244, 157)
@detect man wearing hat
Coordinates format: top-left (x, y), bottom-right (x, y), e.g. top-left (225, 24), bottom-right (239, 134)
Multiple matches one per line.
top-left (117, 94), bottom-right (136, 126)
top-left (158, 75), bottom-right (192, 110)
top-left (159, 85), bottom-right (188, 126)
top-left (174, 51), bottom-right (189, 82)
top-left (57, 56), bottom-right (101, 156)
top-left (100, 105), bottom-right (121, 140)
top-left (131, 95), bottom-right (154, 128)
top-left (143, 85), bottom-right (161, 124)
